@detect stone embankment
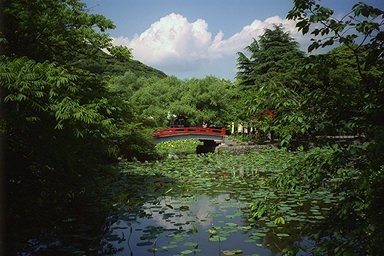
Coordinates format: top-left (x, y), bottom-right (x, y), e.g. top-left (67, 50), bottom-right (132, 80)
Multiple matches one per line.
top-left (215, 136), bottom-right (277, 154)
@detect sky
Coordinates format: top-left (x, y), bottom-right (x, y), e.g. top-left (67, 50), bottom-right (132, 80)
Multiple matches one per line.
top-left (83, 0), bottom-right (384, 80)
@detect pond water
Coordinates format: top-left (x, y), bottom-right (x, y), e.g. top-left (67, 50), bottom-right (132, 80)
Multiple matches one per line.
top-left (17, 151), bottom-right (340, 255)
top-left (100, 153), bottom-right (340, 256)
top-left (106, 194), bottom-right (273, 256)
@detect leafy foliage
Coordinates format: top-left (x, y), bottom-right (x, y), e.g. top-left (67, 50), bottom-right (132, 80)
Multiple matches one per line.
top-left (235, 25), bottom-right (308, 145)
top-left (231, 3), bottom-right (384, 254)
top-left (1, 1), bottom-right (159, 254)
top-left (2, 0), bottom-right (117, 62)
top-left (155, 139), bottom-right (203, 158)
top-left (287, 1), bottom-right (383, 58)
top-left (273, 2), bottom-right (384, 254)
top-left (74, 49), bottom-right (167, 79)
top-left (236, 13), bottom-right (383, 146)
top-left (236, 25), bottom-right (304, 88)
top-left (173, 77), bottom-right (234, 126)
top-left (114, 75), bottom-right (235, 128)
top-left (287, 0), bottom-right (384, 136)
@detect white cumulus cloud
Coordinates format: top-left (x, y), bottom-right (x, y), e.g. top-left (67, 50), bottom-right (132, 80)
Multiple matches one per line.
top-left (113, 13), bottom-right (312, 75)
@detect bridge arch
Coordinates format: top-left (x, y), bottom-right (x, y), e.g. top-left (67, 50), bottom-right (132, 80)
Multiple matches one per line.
top-left (152, 127), bottom-right (226, 153)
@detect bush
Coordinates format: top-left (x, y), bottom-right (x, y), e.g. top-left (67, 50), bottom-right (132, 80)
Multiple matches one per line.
top-left (155, 139), bottom-right (203, 157)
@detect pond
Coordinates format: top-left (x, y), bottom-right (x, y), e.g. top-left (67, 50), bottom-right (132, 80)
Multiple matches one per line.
top-left (15, 150), bottom-right (343, 255)
top-left (100, 151), bottom-right (341, 256)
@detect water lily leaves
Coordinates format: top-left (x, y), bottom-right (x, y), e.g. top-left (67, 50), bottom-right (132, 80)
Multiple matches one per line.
top-left (166, 204), bottom-right (174, 209)
top-left (251, 232), bottom-right (266, 238)
top-left (223, 250), bottom-right (236, 256)
top-left (209, 235), bottom-right (227, 242)
top-left (210, 199), bottom-right (219, 204)
top-left (274, 216), bottom-right (286, 225)
top-left (179, 205), bottom-right (190, 211)
top-left (208, 229), bottom-right (217, 236)
top-left (223, 249), bottom-right (243, 255)
top-left (210, 212), bottom-right (222, 217)
top-left (180, 249), bottom-right (194, 255)
top-left (234, 210), bottom-right (243, 216)
top-left (147, 248), bottom-right (158, 253)
top-left (183, 241), bottom-right (198, 247)
top-left (225, 222), bottom-right (238, 227)
top-left (241, 225), bottom-right (252, 231)
top-left (276, 233), bottom-right (290, 238)
top-left (166, 243), bottom-right (177, 249)
top-left (265, 221), bottom-right (278, 228)
top-left (107, 151), bottom-right (339, 255)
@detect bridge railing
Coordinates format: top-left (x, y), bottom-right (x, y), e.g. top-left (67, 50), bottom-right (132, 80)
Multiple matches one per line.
top-left (152, 127), bottom-right (226, 137)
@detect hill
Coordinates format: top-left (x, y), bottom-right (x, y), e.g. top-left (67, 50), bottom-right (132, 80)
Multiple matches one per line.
top-left (74, 50), bottom-right (167, 79)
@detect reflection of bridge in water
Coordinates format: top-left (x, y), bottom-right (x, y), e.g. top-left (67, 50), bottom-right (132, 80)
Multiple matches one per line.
top-left (152, 127), bottom-right (226, 153)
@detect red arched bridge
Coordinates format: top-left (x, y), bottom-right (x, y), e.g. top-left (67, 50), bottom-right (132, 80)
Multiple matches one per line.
top-left (152, 127), bottom-right (226, 144)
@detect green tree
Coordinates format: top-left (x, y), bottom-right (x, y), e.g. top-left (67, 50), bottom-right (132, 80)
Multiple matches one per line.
top-left (236, 25), bottom-right (305, 88)
top-left (130, 76), bottom-right (182, 127)
top-left (175, 77), bottom-right (233, 127)
top-left (236, 39), bottom-right (259, 86)
top-left (126, 75), bottom-right (234, 129)
top-left (0, 0), bottom-right (143, 174)
top-left (287, 0), bottom-right (383, 80)
top-left (300, 45), bottom-right (368, 136)
top-left (236, 25), bottom-right (307, 144)
top-left (282, 1), bottom-right (384, 254)
top-left (0, 1), bottom-right (156, 254)
top-left (1, 0), bottom-right (131, 64)
top-left (287, 0), bottom-right (384, 156)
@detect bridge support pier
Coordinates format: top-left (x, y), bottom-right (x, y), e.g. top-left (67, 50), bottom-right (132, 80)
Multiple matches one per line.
top-left (196, 140), bottom-right (219, 154)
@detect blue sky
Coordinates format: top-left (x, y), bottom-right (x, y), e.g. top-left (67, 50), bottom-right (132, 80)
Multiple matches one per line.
top-left (84, 0), bottom-right (384, 80)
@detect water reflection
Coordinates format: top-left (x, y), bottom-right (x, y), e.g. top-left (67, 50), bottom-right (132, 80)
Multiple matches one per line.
top-left (101, 168), bottom-right (333, 256)
top-left (103, 194), bottom-right (273, 256)
top-left (143, 196), bottom-right (216, 228)
top-left (12, 154), bottom-right (335, 255)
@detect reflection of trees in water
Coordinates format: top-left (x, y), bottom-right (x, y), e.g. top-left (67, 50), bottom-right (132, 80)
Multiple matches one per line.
top-left (99, 173), bottom-right (178, 254)
top-left (143, 196), bottom-right (216, 229)
top-left (14, 192), bottom-right (113, 255)
top-left (13, 172), bottom-right (175, 255)
top-left (103, 193), bottom-right (250, 255)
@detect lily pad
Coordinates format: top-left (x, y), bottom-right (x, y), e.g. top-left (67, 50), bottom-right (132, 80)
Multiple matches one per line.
top-left (276, 233), bottom-right (290, 237)
top-left (179, 205), bottom-right (190, 211)
top-left (183, 242), bottom-right (198, 247)
top-left (180, 249), bottom-right (194, 255)
top-left (223, 249), bottom-right (243, 255)
top-left (225, 222), bottom-right (238, 227)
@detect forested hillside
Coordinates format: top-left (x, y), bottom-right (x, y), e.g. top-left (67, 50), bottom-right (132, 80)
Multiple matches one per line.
top-left (74, 50), bottom-right (167, 79)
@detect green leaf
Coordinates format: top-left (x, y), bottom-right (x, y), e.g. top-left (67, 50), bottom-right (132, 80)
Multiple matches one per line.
top-left (180, 249), bottom-right (194, 255)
